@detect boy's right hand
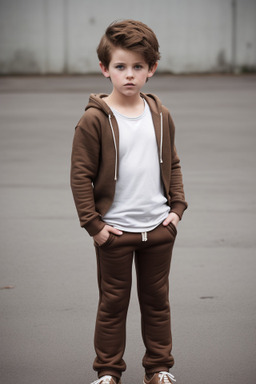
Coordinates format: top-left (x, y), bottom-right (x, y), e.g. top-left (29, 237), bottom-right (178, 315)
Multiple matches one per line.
top-left (93, 225), bottom-right (123, 246)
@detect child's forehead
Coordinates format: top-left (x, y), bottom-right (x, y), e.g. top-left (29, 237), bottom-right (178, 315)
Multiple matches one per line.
top-left (109, 47), bottom-right (146, 63)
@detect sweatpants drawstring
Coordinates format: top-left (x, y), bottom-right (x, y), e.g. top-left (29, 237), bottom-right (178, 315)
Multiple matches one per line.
top-left (141, 232), bottom-right (148, 242)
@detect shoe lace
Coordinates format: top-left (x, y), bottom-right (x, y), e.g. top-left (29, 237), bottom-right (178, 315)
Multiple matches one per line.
top-left (158, 371), bottom-right (176, 383)
top-left (91, 376), bottom-right (113, 384)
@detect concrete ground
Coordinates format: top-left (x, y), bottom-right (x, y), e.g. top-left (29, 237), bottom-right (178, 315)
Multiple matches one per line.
top-left (0, 74), bottom-right (255, 384)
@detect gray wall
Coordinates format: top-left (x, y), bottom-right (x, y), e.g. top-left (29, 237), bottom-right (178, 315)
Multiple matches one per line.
top-left (0, 0), bottom-right (255, 74)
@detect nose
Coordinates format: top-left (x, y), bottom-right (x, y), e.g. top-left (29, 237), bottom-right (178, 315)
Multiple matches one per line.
top-left (126, 68), bottom-right (134, 79)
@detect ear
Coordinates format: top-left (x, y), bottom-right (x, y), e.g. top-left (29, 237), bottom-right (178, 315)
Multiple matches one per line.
top-left (99, 62), bottom-right (110, 78)
top-left (147, 62), bottom-right (158, 78)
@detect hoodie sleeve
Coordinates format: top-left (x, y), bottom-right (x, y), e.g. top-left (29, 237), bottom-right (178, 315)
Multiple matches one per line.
top-left (70, 116), bottom-right (105, 236)
top-left (168, 112), bottom-right (188, 219)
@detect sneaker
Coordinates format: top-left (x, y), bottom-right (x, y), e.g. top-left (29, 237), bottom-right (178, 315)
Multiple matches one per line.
top-left (91, 375), bottom-right (121, 384)
top-left (143, 371), bottom-right (176, 384)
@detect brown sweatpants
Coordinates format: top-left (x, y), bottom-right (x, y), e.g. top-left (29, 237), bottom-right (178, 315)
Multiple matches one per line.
top-left (93, 222), bottom-right (177, 379)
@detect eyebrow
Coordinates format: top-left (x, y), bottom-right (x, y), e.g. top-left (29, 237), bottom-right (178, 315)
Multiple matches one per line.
top-left (113, 61), bottom-right (145, 65)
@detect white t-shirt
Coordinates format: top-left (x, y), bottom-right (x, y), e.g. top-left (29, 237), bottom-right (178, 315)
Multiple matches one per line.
top-left (103, 100), bottom-right (170, 232)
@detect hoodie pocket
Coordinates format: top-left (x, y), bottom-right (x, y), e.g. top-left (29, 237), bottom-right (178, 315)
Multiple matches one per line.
top-left (166, 221), bottom-right (177, 237)
top-left (96, 233), bottom-right (115, 248)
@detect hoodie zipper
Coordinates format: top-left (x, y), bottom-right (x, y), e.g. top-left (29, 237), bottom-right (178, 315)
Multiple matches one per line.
top-left (108, 115), bottom-right (118, 181)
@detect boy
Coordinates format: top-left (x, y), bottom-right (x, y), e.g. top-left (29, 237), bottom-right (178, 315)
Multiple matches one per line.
top-left (71, 20), bottom-right (187, 384)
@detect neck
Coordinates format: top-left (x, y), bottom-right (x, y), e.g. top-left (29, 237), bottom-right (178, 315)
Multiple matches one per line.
top-left (105, 91), bottom-right (145, 117)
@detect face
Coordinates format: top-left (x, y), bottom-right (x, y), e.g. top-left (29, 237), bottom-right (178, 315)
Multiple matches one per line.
top-left (100, 47), bottom-right (157, 98)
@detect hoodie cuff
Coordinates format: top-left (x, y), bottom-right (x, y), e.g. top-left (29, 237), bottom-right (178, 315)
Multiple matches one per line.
top-left (171, 201), bottom-right (188, 220)
top-left (82, 217), bottom-right (105, 237)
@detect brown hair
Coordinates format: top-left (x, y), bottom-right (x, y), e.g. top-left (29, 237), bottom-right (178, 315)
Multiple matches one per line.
top-left (97, 20), bottom-right (160, 69)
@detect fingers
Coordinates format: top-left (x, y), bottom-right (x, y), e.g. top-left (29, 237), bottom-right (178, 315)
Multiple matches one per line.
top-left (106, 225), bottom-right (123, 236)
top-left (162, 217), bottom-right (170, 226)
top-left (162, 212), bottom-right (180, 227)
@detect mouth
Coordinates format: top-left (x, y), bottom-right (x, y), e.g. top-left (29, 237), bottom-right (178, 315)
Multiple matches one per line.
top-left (124, 83), bottom-right (135, 86)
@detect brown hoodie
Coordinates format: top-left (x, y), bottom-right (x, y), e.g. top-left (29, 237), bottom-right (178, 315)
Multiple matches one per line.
top-left (71, 93), bottom-right (187, 236)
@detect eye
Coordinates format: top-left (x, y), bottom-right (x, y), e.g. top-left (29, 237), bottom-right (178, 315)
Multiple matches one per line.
top-left (115, 64), bottom-right (124, 70)
top-left (134, 64), bottom-right (143, 70)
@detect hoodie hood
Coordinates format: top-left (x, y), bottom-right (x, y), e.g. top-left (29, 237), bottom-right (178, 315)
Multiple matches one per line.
top-left (85, 94), bottom-right (112, 116)
top-left (85, 93), bottom-right (163, 116)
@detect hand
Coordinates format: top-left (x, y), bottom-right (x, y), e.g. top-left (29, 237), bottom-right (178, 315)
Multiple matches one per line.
top-left (93, 225), bottom-right (123, 246)
top-left (162, 212), bottom-right (180, 228)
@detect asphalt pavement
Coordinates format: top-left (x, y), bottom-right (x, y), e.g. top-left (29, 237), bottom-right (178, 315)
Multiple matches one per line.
top-left (0, 74), bottom-right (256, 384)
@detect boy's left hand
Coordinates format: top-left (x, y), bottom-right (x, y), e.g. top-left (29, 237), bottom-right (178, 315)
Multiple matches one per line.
top-left (162, 212), bottom-right (180, 228)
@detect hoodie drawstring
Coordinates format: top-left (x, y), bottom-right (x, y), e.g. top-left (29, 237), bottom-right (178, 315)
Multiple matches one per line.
top-left (160, 112), bottom-right (163, 164)
top-left (108, 115), bottom-right (118, 181)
